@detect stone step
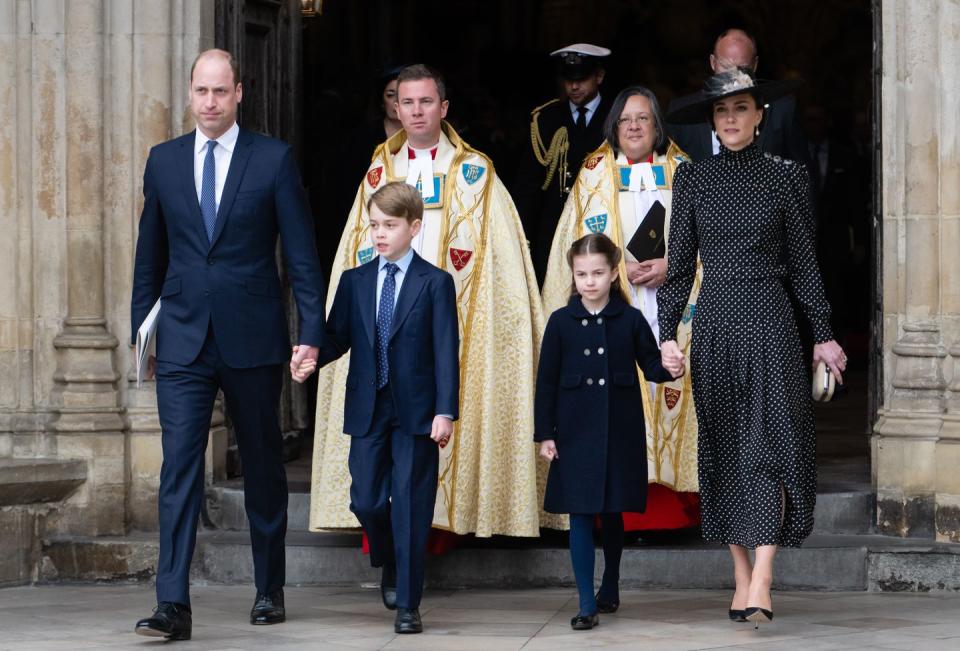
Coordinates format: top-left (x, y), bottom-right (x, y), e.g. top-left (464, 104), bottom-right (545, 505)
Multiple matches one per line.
top-left (40, 531), bottom-right (960, 593)
top-left (0, 459), bottom-right (88, 587)
top-left (204, 484), bottom-right (876, 535)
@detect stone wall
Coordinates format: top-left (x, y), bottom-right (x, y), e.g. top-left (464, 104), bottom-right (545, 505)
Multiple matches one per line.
top-left (874, 0), bottom-right (960, 542)
top-left (0, 0), bottom-right (218, 544)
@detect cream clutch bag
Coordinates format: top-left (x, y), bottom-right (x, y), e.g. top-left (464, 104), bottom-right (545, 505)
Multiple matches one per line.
top-left (812, 361), bottom-right (836, 402)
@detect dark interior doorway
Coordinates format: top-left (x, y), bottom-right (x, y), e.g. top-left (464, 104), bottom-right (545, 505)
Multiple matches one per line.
top-left (298, 0), bottom-right (875, 469)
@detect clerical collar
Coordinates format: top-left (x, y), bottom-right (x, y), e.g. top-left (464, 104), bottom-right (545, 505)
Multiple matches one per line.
top-left (626, 153), bottom-right (655, 165)
top-left (408, 145), bottom-right (438, 160)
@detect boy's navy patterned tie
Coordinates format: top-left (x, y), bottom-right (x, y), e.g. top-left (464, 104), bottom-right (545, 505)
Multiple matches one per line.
top-left (200, 140), bottom-right (218, 242)
top-left (376, 263), bottom-right (399, 389)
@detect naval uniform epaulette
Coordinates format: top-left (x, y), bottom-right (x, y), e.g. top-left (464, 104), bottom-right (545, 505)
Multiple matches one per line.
top-left (529, 98), bottom-right (570, 193)
top-left (530, 97), bottom-right (562, 117)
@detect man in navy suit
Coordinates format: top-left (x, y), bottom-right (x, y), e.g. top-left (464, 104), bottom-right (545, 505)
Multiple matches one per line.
top-left (295, 182), bottom-right (459, 635)
top-left (130, 49), bottom-right (325, 640)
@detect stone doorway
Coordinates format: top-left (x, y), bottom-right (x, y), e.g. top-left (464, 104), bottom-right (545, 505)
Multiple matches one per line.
top-left (206, 0), bottom-right (880, 537)
top-left (296, 0), bottom-right (879, 498)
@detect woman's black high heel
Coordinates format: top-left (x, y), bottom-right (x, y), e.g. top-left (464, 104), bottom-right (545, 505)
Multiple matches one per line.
top-left (744, 607), bottom-right (773, 629)
top-left (728, 609), bottom-right (747, 622)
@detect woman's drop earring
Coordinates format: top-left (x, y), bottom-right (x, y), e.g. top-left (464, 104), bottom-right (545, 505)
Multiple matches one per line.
top-left (754, 125), bottom-right (760, 137)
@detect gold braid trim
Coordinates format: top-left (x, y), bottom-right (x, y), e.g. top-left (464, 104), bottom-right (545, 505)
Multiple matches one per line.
top-left (529, 99), bottom-right (569, 193)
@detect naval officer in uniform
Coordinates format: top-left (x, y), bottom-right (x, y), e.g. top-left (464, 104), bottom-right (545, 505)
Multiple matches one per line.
top-left (514, 44), bottom-right (613, 285)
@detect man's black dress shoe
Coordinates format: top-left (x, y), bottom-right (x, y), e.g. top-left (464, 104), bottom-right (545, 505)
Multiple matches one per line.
top-left (135, 602), bottom-right (192, 640)
top-left (250, 589), bottom-right (286, 625)
top-left (570, 612), bottom-right (600, 630)
top-left (381, 564), bottom-right (397, 611)
top-left (394, 607), bottom-right (423, 634)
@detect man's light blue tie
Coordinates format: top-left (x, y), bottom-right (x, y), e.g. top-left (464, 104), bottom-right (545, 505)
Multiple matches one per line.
top-left (201, 140), bottom-right (218, 242)
top-left (376, 263), bottom-right (399, 389)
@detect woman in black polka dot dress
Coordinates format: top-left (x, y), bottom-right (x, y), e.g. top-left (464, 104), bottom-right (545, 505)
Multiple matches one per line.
top-left (659, 68), bottom-right (847, 627)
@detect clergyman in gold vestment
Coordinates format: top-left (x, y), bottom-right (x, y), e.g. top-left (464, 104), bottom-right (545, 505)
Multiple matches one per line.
top-left (310, 65), bottom-right (561, 537)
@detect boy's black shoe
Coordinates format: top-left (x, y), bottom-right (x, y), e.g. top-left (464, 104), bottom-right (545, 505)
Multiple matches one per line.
top-left (570, 613), bottom-right (600, 630)
top-left (135, 602), bottom-right (192, 640)
top-left (394, 608), bottom-right (423, 634)
top-left (381, 564), bottom-right (398, 610)
top-left (250, 589), bottom-right (285, 625)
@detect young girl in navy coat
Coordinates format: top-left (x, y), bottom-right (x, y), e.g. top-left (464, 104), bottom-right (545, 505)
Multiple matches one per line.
top-left (535, 233), bottom-right (685, 630)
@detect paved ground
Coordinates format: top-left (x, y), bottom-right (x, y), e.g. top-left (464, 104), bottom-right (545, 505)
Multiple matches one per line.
top-left (1, 584), bottom-right (959, 650)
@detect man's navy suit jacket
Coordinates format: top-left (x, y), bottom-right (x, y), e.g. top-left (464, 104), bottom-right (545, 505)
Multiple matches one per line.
top-left (130, 128), bottom-right (325, 368)
top-left (319, 253), bottom-right (460, 437)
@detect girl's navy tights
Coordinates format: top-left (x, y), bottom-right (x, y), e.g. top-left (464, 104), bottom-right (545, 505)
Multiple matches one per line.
top-left (569, 512), bottom-right (625, 616)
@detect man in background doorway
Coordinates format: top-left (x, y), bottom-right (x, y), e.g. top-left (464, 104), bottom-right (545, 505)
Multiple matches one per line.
top-left (514, 44), bottom-right (613, 285)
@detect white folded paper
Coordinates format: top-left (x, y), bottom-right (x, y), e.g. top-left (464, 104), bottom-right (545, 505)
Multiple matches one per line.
top-left (136, 299), bottom-right (161, 387)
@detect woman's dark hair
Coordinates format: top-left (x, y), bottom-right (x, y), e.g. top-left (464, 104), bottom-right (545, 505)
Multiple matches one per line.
top-left (602, 85), bottom-right (668, 156)
top-left (567, 233), bottom-right (623, 297)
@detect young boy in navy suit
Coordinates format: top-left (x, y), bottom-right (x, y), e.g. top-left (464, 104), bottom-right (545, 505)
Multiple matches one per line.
top-left (294, 182), bottom-right (459, 634)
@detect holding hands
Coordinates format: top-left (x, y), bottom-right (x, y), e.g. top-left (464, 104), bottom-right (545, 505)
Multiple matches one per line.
top-left (660, 340), bottom-right (686, 379)
top-left (290, 345), bottom-right (319, 383)
top-left (626, 258), bottom-right (667, 288)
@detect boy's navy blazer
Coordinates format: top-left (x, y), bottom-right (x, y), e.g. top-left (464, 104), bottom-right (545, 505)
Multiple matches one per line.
top-left (320, 252), bottom-right (460, 437)
top-left (130, 128), bottom-right (325, 368)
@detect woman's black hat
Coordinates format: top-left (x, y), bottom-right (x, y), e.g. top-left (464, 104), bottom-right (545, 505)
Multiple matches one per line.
top-left (667, 67), bottom-right (803, 124)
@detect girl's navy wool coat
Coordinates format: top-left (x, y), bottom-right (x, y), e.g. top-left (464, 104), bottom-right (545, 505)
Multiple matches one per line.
top-left (534, 293), bottom-right (674, 514)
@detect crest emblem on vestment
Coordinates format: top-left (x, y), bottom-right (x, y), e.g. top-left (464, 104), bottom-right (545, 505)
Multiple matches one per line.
top-left (585, 154), bottom-right (604, 170)
top-left (367, 166), bottom-right (383, 187)
top-left (449, 247), bottom-right (473, 271)
top-left (584, 213), bottom-right (608, 234)
top-left (357, 247), bottom-right (374, 265)
top-left (664, 387), bottom-right (682, 410)
top-left (462, 163), bottom-right (485, 185)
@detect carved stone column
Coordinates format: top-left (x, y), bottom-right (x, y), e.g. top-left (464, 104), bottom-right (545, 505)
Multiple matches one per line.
top-left (933, 0), bottom-right (960, 543)
top-left (873, 0), bottom-right (946, 540)
top-left (44, 0), bottom-right (127, 536)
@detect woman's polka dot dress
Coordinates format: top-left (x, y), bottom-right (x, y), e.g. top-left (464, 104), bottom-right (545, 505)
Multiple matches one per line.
top-left (657, 142), bottom-right (834, 549)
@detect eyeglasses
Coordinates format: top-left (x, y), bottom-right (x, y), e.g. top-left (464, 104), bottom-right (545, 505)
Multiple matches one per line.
top-left (617, 115), bottom-right (651, 127)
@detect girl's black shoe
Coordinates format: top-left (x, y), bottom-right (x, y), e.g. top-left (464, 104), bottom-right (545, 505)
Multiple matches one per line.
top-left (744, 607), bottom-right (773, 629)
top-left (570, 613), bottom-right (600, 630)
top-left (595, 592), bottom-right (619, 614)
top-left (728, 609), bottom-right (747, 622)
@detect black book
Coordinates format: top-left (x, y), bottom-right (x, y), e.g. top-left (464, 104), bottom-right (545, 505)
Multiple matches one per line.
top-left (625, 200), bottom-right (666, 262)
